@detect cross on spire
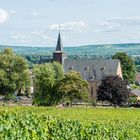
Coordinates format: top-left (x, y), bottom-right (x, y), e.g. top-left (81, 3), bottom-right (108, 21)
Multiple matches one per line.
top-left (59, 24), bottom-right (61, 33)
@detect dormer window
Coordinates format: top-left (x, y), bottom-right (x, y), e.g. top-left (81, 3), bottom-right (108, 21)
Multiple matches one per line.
top-left (69, 66), bottom-right (73, 70)
top-left (90, 76), bottom-right (94, 80)
top-left (84, 66), bottom-right (89, 70)
top-left (100, 67), bottom-right (105, 71)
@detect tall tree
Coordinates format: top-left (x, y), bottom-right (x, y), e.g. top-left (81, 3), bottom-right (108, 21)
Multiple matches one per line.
top-left (56, 71), bottom-right (89, 106)
top-left (112, 52), bottom-right (136, 84)
top-left (33, 62), bottom-right (63, 106)
top-left (97, 75), bottom-right (129, 106)
top-left (0, 48), bottom-right (29, 97)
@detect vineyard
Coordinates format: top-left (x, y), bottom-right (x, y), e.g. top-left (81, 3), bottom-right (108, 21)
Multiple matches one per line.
top-left (1, 107), bottom-right (140, 139)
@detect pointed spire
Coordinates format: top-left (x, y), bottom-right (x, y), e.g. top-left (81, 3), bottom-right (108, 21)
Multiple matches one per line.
top-left (56, 25), bottom-right (63, 52)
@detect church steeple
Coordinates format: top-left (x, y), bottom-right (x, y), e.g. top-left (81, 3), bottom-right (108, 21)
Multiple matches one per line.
top-left (53, 30), bottom-right (66, 64)
top-left (56, 32), bottom-right (63, 52)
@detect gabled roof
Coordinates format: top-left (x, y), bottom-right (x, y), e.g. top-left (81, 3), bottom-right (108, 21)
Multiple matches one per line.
top-left (56, 33), bottom-right (63, 52)
top-left (64, 59), bottom-right (120, 81)
top-left (131, 89), bottom-right (140, 97)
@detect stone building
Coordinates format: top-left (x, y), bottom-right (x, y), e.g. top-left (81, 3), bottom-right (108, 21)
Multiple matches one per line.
top-left (40, 32), bottom-right (123, 99)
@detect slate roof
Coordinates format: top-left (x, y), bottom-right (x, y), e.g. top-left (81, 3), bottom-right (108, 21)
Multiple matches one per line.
top-left (130, 89), bottom-right (140, 97)
top-left (56, 33), bottom-right (63, 52)
top-left (64, 59), bottom-right (120, 81)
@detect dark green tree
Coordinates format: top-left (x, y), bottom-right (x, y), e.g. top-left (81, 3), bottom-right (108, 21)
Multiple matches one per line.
top-left (33, 62), bottom-right (64, 106)
top-left (0, 48), bottom-right (29, 98)
top-left (97, 75), bottom-right (129, 106)
top-left (112, 52), bottom-right (136, 83)
top-left (56, 71), bottom-right (89, 106)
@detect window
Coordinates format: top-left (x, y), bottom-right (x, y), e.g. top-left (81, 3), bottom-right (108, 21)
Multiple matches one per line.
top-left (69, 66), bottom-right (73, 70)
top-left (91, 86), bottom-right (93, 96)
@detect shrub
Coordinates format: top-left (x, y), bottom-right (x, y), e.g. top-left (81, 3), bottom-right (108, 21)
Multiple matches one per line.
top-left (97, 75), bottom-right (129, 106)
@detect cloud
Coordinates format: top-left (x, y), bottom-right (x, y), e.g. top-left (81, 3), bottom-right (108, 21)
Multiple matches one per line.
top-left (11, 31), bottom-right (53, 45)
top-left (98, 22), bottom-right (121, 32)
top-left (48, 21), bottom-right (87, 32)
top-left (96, 16), bottom-right (140, 33)
top-left (12, 33), bottom-right (30, 40)
top-left (0, 8), bottom-right (9, 24)
top-left (106, 17), bottom-right (140, 25)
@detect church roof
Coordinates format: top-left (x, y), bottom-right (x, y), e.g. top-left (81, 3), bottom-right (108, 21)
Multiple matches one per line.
top-left (56, 33), bottom-right (63, 51)
top-left (64, 59), bottom-right (120, 81)
top-left (130, 89), bottom-right (140, 97)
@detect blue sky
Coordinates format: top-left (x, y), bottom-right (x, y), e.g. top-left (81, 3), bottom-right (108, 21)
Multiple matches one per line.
top-left (0, 0), bottom-right (140, 47)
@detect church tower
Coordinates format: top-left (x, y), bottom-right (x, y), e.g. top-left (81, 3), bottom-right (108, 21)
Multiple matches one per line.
top-left (53, 32), bottom-right (66, 64)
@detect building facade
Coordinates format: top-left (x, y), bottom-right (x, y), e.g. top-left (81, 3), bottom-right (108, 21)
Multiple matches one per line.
top-left (41, 33), bottom-right (123, 99)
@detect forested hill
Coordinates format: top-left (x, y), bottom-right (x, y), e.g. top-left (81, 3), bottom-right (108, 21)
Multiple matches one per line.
top-left (0, 43), bottom-right (140, 57)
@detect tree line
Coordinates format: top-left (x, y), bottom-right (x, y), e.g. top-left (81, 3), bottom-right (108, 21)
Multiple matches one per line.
top-left (0, 48), bottom-right (137, 106)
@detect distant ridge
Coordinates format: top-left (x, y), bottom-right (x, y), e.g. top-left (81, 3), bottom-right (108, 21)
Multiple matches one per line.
top-left (1, 42), bottom-right (140, 48)
top-left (0, 43), bottom-right (140, 56)
top-left (80, 43), bottom-right (140, 48)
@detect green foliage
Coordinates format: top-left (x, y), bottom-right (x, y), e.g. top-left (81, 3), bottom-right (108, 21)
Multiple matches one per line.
top-left (90, 98), bottom-right (97, 107)
top-left (136, 65), bottom-right (140, 72)
top-left (1, 107), bottom-right (140, 139)
top-left (97, 75), bottom-right (129, 106)
top-left (128, 96), bottom-right (138, 104)
top-left (131, 84), bottom-right (140, 90)
top-left (112, 52), bottom-right (136, 84)
top-left (33, 62), bottom-right (64, 106)
top-left (56, 71), bottom-right (89, 105)
top-left (0, 48), bottom-right (29, 97)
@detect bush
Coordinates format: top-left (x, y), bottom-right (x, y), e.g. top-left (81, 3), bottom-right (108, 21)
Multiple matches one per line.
top-left (97, 75), bottom-right (129, 106)
top-left (91, 99), bottom-right (97, 107)
top-left (128, 96), bottom-right (138, 105)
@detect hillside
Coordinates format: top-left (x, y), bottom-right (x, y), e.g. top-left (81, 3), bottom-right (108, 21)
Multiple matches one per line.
top-left (0, 43), bottom-right (140, 57)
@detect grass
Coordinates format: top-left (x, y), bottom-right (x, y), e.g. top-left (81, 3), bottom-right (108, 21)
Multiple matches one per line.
top-left (1, 106), bottom-right (140, 123)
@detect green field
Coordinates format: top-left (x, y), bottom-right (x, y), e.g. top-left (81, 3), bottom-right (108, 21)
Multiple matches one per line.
top-left (1, 107), bottom-right (140, 139)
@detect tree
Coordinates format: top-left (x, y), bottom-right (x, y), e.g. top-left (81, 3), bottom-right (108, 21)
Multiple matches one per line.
top-left (128, 96), bottom-right (137, 105)
top-left (97, 75), bottom-right (129, 106)
top-left (33, 62), bottom-right (64, 106)
top-left (112, 52), bottom-right (136, 84)
top-left (0, 48), bottom-right (29, 98)
top-left (56, 71), bottom-right (89, 106)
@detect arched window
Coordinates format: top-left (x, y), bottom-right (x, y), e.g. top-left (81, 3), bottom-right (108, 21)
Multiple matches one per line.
top-left (91, 86), bottom-right (93, 96)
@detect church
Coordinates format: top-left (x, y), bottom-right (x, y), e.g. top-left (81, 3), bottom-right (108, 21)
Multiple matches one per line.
top-left (40, 32), bottom-right (123, 99)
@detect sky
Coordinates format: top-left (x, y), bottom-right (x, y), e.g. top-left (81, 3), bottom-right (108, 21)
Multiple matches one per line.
top-left (0, 0), bottom-right (140, 47)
